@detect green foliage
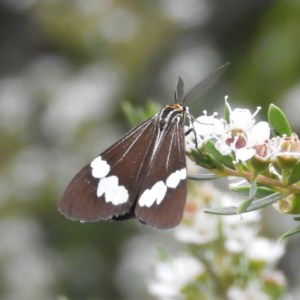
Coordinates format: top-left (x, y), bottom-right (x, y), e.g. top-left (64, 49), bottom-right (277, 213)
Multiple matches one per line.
top-left (233, 0), bottom-right (300, 107)
top-left (287, 161), bottom-right (300, 185)
top-left (205, 193), bottom-right (283, 215)
top-left (268, 104), bottom-right (292, 136)
top-left (121, 100), bottom-right (161, 126)
top-left (280, 224), bottom-right (300, 239)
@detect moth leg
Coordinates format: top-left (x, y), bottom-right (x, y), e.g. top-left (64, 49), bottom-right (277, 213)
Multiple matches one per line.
top-left (185, 114), bottom-right (199, 148)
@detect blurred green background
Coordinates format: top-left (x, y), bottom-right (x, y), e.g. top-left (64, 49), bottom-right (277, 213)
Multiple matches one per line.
top-left (1, 0), bottom-right (300, 299)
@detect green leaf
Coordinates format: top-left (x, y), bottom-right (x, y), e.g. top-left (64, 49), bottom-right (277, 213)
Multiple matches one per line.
top-left (188, 173), bottom-right (218, 180)
top-left (121, 101), bottom-right (161, 126)
top-left (231, 186), bottom-right (274, 198)
top-left (268, 104), bottom-right (292, 136)
top-left (243, 192), bottom-right (283, 211)
top-left (236, 181), bottom-right (257, 214)
top-left (204, 192), bottom-right (282, 215)
top-left (280, 225), bottom-right (300, 239)
top-left (188, 148), bottom-right (221, 170)
top-left (287, 161), bottom-right (300, 184)
top-left (205, 206), bottom-right (237, 215)
top-left (202, 141), bottom-right (234, 169)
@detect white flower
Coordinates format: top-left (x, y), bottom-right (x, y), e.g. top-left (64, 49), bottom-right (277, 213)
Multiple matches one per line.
top-left (185, 111), bottom-right (225, 150)
top-left (227, 280), bottom-right (271, 300)
top-left (216, 115), bottom-right (270, 161)
top-left (245, 238), bottom-right (285, 264)
top-left (148, 254), bottom-right (204, 299)
top-left (187, 99), bottom-right (271, 162)
top-left (270, 133), bottom-right (300, 160)
top-left (174, 211), bottom-right (218, 244)
top-left (224, 225), bottom-right (258, 254)
top-left (193, 111), bottom-right (226, 137)
top-left (215, 99), bottom-right (270, 161)
top-left (262, 269), bottom-right (287, 287)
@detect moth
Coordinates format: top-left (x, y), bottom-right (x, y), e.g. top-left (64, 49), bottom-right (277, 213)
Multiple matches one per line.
top-left (59, 64), bottom-right (228, 229)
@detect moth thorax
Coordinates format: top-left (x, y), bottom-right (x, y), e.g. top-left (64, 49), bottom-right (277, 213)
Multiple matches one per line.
top-left (159, 106), bottom-right (184, 130)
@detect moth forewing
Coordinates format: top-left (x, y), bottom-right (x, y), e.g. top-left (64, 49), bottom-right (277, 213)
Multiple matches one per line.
top-left (59, 115), bottom-right (159, 221)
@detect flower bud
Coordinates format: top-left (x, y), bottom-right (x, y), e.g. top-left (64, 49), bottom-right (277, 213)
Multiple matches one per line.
top-left (275, 155), bottom-right (298, 170)
top-left (250, 154), bottom-right (270, 174)
top-left (275, 194), bottom-right (300, 214)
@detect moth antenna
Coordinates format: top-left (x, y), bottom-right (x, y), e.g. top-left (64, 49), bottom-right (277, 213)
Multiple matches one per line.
top-left (183, 62), bottom-right (230, 104)
top-left (175, 76), bottom-right (185, 104)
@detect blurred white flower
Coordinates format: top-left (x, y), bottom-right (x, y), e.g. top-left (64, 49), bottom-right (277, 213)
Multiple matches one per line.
top-left (224, 225), bottom-right (258, 254)
top-left (159, 0), bottom-right (210, 27)
top-left (148, 254), bottom-right (204, 299)
top-left (41, 63), bottom-right (122, 142)
top-left (227, 280), bottom-right (271, 300)
top-left (245, 238), bottom-right (285, 264)
top-left (175, 210), bottom-right (218, 244)
top-left (0, 217), bottom-right (56, 299)
top-left (0, 77), bottom-right (31, 133)
top-left (262, 269), bottom-right (287, 287)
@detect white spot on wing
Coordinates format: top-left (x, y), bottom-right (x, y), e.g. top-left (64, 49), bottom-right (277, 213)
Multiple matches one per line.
top-left (97, 176), bottom-right (128, 205)
top-left (138, 168), bottom-right (187, 207)
top-left (90, 156), bottom-right (110, 178)
top-left (166, 168), bottom-right (187, 188)
top-left (138, 181), bottom-right (167, 207)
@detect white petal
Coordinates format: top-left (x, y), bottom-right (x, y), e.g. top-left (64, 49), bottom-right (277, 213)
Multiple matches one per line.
top-left (194, 115), bottom-right (226, 137)
top-left (245, 238), bottom-right (285, 263)
top-left (230, 108), bottom-right (253, 129)
top-left (235, 148), bottom-right (256, 161)
top-left (249, 121), bottom-right (270, 143)
top-left (215, 140), bottom-right (232, 155)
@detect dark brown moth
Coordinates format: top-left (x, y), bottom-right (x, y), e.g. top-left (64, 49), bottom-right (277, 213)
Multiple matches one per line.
top-left (59, 64), bottom-right (228, 229)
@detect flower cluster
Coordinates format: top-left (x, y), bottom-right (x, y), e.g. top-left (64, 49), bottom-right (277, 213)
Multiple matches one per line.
top-left (186, 99), bottom-right (300, 238)
top-left (187, 99), bottom-right (271, 162)
top-left (147, 184), bottom-right (287, 300)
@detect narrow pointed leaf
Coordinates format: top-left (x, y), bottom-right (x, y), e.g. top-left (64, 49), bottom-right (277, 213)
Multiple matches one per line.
top-left (287, 161), bottom-right (300, 185)
top-left (243, 192), bottom-right (282, 211)
top-left (268, 104), bottom-right (292, 136)
top-left (280, 225), bottom-right (300, 239)
top-left (231, 186), bottom-right (274, 198)
top-left (205, 206), bottom-right (237, 215)
top-left (205, 192), bottom-right (282, 216)
top-left (188, 173), bottom-right (218, 180)
top-left (236, 181), bottom-right (257, 214)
